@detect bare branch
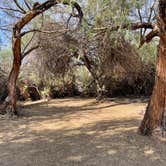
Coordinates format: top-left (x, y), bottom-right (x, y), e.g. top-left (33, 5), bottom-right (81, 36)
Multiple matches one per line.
top-left (0, 27), bottom-right (11, 31)
top-left (22, 31), bottom-right (36, 55)
top-left (63, 1), bottom-right (83, 28)
top-left (2, 10), bottom-right (21, 19)
top-left (93, 22), bottom-right (154, 32)
top-left (93, 21), bottom-right (158, 47)
top-left (0, 6), bottom-right (24, 14)
top-left (22, 45), bottom-right (39, 59)
top-left (20, 28), bottom-right (70, 37)
top-left (139, 29), bottom-right (159, 48)
top-left (138, 9), bottom-right (143, 23)
top-left (137, 9), bottom-right (143, 39)
top-left (13, 0), bottom-right (26, 13)
top-left (66, 14), bottom-right (72, 28)
top-left (142, 1), bottom-right (156, 38)
top-left (21, 28), bottom-right (70, 56)
top-left (24, 0), bottom-right (32, 10)
top-left (0, 24), bottom-right (12, 31)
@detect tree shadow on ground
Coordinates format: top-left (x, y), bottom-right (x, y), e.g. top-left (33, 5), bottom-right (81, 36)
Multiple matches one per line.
top-left (0, 118), bottom-right (165, 166)
top-left (0, 98), bottom-right (165, 166)
top-left (19, 97), bottom-right (147, 121)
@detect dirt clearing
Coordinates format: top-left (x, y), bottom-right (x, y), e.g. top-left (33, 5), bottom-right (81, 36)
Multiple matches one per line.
top-left (0, 98), bottom-right (166, 166)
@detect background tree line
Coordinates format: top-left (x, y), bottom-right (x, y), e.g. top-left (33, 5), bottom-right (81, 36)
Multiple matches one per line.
top-left (0, 0), bottom-right (157, 101)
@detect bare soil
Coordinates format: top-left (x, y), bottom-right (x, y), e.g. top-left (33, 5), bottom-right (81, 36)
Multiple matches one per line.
top-left (0, 97), bottom-right (166, 166)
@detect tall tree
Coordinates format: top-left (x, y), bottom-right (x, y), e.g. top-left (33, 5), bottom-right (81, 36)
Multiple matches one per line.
top-left (0, 0), bottom-right (83, 116)
top-left (87, 0), bottom-right (165, 135)
top-left (139, 0), bottom-right (166, 135)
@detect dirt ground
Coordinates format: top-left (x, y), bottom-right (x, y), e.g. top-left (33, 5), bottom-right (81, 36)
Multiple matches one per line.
top-left (0, 97), bottom-right (166, 166)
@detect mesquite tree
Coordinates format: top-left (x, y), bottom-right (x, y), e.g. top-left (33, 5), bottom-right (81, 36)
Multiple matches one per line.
top-left (139, 0), bottom-right (166, 135)
top-left (90, 0), bottom-right (166, 135)
top-left (0, 0), bottom-right (83, 115)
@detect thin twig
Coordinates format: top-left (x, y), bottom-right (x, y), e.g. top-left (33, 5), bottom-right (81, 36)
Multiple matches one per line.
top-left (24, 0), bottom-right (32, 10)
top-left (22, 45), bottom-right (39, 59)
top-left (0, 6), bottom-right (24, 14)
top-left (13, 0), bottom-right (26, 13)
top-left (20, 28), bottom-right (70, 37)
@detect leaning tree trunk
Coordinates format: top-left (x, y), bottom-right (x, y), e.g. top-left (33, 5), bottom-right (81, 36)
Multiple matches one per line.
top-left (6, 29), bottom-right (22, 115)
top-left (4, 5), bottom-right (56, 116)
top-left (4, 11), bottom-right (41, 116)
top-left (139, 0), bottom-right (166, 135)
top-left (4, 10), bottom-right (41, 116)
top-left (2, 1), bottom-right (83, 116)
top-left (81, 46), bottom-right (105, 100)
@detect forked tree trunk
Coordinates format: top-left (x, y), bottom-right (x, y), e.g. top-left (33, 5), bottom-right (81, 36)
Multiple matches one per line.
top-left (139, 0), bottom-right (166, 135)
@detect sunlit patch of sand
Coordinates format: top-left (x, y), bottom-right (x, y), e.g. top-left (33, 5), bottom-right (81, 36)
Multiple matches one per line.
top-left (0, 98), bottom-right (165, 166)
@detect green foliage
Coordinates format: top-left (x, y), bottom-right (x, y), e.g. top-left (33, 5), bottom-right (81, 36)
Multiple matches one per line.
top-left (41, 86), bottom-right (50, 98)
top-left (139, 40), bottom-right (157, 64)
top-left (74, 66), bottom-right (95, 96)
top-left (86, 0), bottom-right (144, 27)
top-left (0, 48), bottom-right (12, 73)
top-left (0, 48), bottom-right (12, 61)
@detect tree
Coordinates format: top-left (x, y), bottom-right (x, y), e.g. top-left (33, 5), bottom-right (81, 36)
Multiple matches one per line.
top-left (0, 0), bottom-right (83, 116)
top-left (139, 0), bottom-right (166, 135)
top-left (86, 0), bottom-right (165, 135)
top-left (81, 0), bottom-right (155, 100)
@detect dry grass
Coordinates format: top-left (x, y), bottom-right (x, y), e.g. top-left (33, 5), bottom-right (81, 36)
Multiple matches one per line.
top-left (0, 98), bottom-right (166, 166)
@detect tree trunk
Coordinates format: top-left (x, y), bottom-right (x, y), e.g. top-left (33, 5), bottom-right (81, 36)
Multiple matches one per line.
top-left (139, 0), bottom-right (166, 135)
top-left (139, 40), bottom-right (166, 135)
top-left (2, 1), bottom-right (83, 116)
top-left (81, 47), bottom-right (105, 100)
top-left (6, 29), bottom-right (21, 116)
top-left (96, 80), bottom-right (105, 100)
top-left (4, 11), bottom-right (41, 116)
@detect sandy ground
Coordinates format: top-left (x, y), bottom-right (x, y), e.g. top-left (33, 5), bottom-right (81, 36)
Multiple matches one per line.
top-left (0, 97), bottom-right (166, 166)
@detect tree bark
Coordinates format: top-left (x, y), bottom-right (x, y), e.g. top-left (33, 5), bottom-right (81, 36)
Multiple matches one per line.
top-left (139, 40), bottom-right (166, 135)
top-left (96, 80), bottom-right (105, 100)
top-left (5, 10), bottom-right (41, 116)
top-left (139, 0), bottom-right (166, 135)
top-left (6, 28), bottom-right (22, 115)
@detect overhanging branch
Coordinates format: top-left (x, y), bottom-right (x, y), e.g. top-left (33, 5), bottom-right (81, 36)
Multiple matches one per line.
top-left (93, 22), bottom-right (154, 32)
top-left (93, 22), bottom-right (158, 47)
top-left (139, 29), bottom-right (159, 48)
top-left (20, 28), bottom-right (70, 37)
top-left (13, 0), bottom-right (26, 14)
